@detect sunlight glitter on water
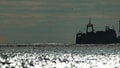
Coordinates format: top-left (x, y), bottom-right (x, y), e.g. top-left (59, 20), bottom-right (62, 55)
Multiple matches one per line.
top-left (0, 44), bottom-right (120, 68)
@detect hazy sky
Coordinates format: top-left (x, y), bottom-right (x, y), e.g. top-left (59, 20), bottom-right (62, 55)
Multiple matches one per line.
top-left (0, 0), bottom-right (120, 44)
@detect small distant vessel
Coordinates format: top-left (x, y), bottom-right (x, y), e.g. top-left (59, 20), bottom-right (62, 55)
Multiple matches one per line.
top-left (76, 18), bottom-right (120, 44)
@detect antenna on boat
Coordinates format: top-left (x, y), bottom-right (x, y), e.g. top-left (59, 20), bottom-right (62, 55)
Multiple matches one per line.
top-left (89, 17), bottom-right (91, 24)
top-left (86, 17), bottom-right (94, 33)
top-left (119, 20), bottom-right (120, 37)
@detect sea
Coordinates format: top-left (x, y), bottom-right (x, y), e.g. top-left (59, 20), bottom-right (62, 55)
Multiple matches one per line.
top-left (0, 43), bottom-right (120, 68)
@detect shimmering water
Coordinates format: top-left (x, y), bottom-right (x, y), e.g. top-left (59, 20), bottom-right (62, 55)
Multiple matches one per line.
top-left (0, 44), bottom-right (120, 68)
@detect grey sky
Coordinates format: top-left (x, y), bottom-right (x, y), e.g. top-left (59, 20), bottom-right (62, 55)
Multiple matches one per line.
top-left (0, 0), bottom-right (120, 43)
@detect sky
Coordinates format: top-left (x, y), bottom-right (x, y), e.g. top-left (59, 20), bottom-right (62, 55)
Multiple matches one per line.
top-left (0, 0), bottom-right (120, 44)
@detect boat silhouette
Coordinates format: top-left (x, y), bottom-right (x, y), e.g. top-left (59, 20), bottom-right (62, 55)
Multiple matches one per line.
top-left (76, 18), bottom-right (120, 44)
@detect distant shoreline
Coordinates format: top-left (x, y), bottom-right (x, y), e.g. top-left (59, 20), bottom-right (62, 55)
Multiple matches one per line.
top-left (0, 43), bottom-right (120, 47)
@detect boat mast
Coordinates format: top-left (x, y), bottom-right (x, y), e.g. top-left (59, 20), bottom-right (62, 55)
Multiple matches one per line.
top-left (119, 20), bottom-right (120, 37)
top-left (86, 17), bottom-right (94, 33)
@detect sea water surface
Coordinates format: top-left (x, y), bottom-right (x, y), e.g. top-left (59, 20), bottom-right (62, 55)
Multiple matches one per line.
top-left (0, 44), bottom-right (120, 68)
